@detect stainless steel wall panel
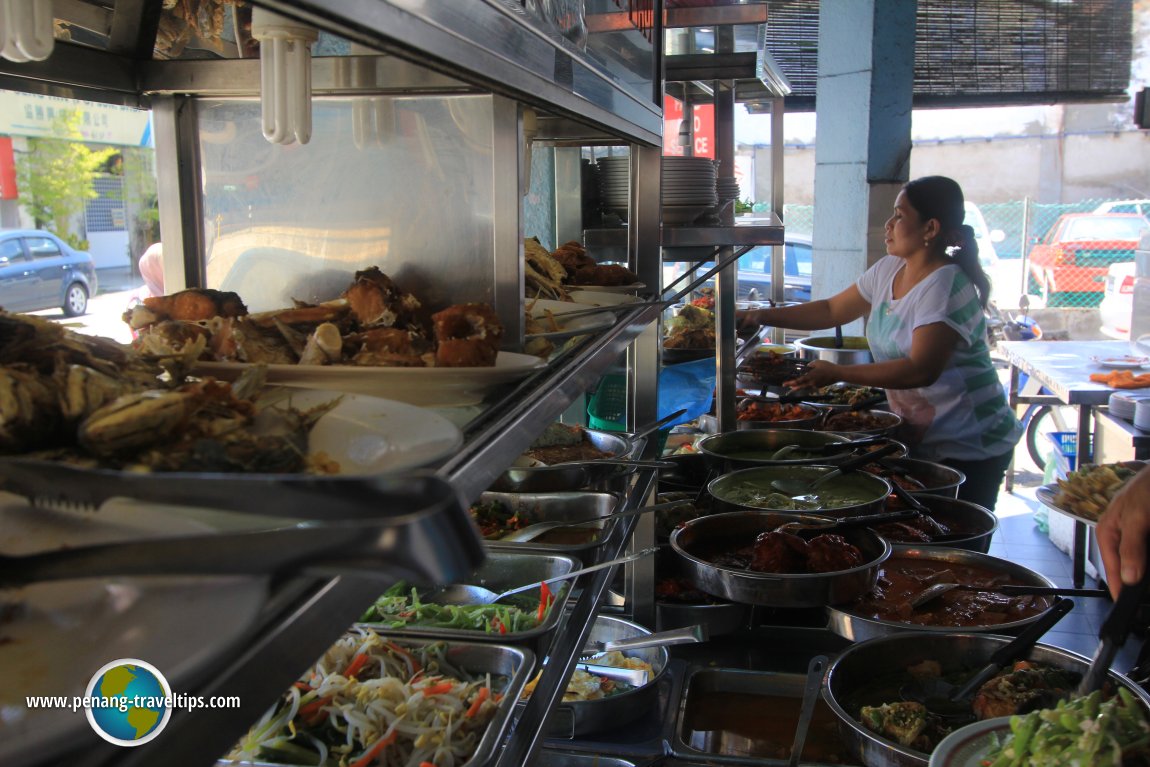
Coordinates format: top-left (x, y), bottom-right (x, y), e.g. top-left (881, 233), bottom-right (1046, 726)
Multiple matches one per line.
top-left (196, 95), bottom-right (501, 315)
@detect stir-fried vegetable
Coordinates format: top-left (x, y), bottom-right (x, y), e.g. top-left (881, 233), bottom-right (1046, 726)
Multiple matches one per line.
top-left (468, 500), bottom-right (528, 539)
top-left (359, 582), bottom-right (558, 635)
top-left (229, 632), bottom-right (505, 767)
top-left (980, 688), bottom-right (1150, 767)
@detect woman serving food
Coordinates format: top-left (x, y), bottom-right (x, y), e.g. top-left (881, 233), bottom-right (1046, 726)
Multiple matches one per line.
top-left (736, 176), bottom-right (1021, 510)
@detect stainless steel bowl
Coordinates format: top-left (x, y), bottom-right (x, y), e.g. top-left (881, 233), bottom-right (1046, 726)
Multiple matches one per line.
top-left (708, 464), bottom-right (892, 516)
top-left (796, 335), bottom-right (873, 364)
top-left (823, 631), bottom-right (1150, 767)
top-left (878, 495), bottom-right (997, 553)
top-left (697, 429), bottom-right (855, 471)
top-left (670, 510), bottom-right (891, 607)
top-left (524, 614), bottom-right (669, 737)
top-left (818, 409), bottom-right (904, 437)
top-left (876, 457), bottom-right (965, 499)
top-left (491, 429), bottom-right (637, 493)
top-left (735, 400), bottom-right (825, 431)
top-left (826, 546), bottom-right (1057, 642)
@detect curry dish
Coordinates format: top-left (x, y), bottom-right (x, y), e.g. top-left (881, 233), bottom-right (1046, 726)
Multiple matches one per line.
top-left (849, 556), bottom-right (1051, 627)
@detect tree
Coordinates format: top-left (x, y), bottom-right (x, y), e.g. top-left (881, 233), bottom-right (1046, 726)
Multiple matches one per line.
top-left (14, 110), bottom-right (116, 250)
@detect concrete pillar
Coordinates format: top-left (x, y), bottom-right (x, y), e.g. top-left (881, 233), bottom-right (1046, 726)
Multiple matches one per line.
top-left (811, 0), bottom-right (916, 333)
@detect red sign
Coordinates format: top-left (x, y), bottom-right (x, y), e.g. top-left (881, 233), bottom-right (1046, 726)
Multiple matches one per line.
top-left (663, 96), bottom-right (715, 159)
top-left (0, 137), bottom-right (17, 200)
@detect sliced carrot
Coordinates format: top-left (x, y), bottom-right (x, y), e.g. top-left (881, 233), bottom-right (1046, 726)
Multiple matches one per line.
top-left (349, 731), bottom-right (397, 767)
top-left (344, 653), bottom-right (370, 679)
top-left (466, 686), bottom-right (490, 718)
top-left (421, 681), bottom-right (455, 696)
top-left (384, 641), bottom-right (423, 675)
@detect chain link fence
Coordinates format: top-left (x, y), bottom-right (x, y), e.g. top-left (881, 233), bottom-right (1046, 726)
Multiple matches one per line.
top-left (779, 199), bottom-right (1150, 309)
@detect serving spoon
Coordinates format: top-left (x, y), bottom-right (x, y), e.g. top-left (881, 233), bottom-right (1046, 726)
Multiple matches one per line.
top-left (909, 582), bottom-right (1109, 609)
top-left (426, 546), bottom-right (659, 606)
top-left (770, 442), bottom-right (900, 496)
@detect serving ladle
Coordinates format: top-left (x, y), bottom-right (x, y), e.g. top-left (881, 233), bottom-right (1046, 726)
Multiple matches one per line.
top-left (426, 546), bottom-right (659, 606)
top-left (770, 442), bottom-right (901, 496)
top-left (900, 597), bottom-right (1074, 722)
top-left (909, 582), bottom-right (1109, 610)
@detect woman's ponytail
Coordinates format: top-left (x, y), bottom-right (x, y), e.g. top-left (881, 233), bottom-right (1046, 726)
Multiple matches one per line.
top-left (946, 224), bottom-right (991, 309)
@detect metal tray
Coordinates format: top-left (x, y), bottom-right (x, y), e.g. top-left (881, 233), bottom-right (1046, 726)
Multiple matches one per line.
top-left (529, 752), bottom-right (636, 767)
top-left (478, 491), bottom-right (623, 553)
top-left (223, 636), bottom-right (534, 767)
top-left (357, 551), bottom-right (580, 656)
top-left (673, 668), bottom-right (861, 765)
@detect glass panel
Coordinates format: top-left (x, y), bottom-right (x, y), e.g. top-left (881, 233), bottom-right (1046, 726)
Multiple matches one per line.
top-left (198, 95), bottom-right (499, 312)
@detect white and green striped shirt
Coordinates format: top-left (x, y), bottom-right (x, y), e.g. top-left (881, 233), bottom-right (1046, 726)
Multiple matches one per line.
top-left (857, 256), bottom-right (1022, 461)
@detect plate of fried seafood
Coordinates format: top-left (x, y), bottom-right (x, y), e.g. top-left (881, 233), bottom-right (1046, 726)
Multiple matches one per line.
top-left (0, 310), bottom-right (462, 473)
top-left (525, 237), bottom-right (644, 298)
top-left (1036, 460), bottom-right (1147, 524)
top-left (0, 498), bottom-right (267, 765)
top-left (125, 267), bottom-right (547, 405)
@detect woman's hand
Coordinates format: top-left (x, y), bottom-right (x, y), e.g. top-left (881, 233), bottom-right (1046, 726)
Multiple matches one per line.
top-left (784, 360), bottom-right (841, 390)
top-left (736, 309), bottom-right (765, 332)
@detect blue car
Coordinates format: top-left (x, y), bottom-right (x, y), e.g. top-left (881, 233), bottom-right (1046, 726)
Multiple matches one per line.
top-left (681, 234), bottom-right (813, 304)
top-left (0, 229), bottom-right (97, 316)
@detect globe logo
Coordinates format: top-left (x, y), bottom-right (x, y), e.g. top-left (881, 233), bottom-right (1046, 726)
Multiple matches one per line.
top-left (83, 659), bottom-right (172, 746)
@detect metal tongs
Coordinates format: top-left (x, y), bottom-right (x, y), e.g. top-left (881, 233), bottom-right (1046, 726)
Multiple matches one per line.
top-left (0, 459), bottom-right (481, 586)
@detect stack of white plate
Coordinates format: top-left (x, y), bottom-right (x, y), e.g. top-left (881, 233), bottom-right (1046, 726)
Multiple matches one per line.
top-left (596, 156), bottom-right (631, 217)
top-left (1136, 399), bottom-right (1150, 431)
top-left (1110, 392), bottom-right (1140, 421)
top-left (716, 176), bottom-right (740, 203)
top-left (662, 156), bottom-right (717, 225)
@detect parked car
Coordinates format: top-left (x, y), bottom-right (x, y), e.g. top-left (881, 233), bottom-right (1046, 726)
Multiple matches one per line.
top-left (670, 233), bottom-right (813, 307)
top-left (1026, 213), bottom-right (1149, 307)
top-left (1099, 260), bottom-right (1136, 339)
top-left (1094, 199), bottom-right (1150, 217)
top-left (0, 229), bottom-right (97, 316)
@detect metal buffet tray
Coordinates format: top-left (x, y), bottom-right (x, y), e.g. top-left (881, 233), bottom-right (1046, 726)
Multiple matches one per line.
top-left (222, 636), bottom-right (534, 767)
top-left (479, 491), bottom-right (623, 553)
top-left (673, 668), bottom-right (860, 766)
top-left (357, 551), bottom-right (581, 656)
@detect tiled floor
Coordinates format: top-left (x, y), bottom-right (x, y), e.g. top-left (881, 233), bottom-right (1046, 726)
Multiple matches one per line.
top-left (992, 448), bottom-right (1146, 674)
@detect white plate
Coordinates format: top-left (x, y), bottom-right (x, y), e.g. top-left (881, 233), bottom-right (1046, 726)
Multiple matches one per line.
top-left (0, 498), bottom-right (268, 765)
top-left (1091, 355), bottom-right (1149, 368)
top-left (1035, 484), bottom-right (1099, 526)
top-left (526, 299), bottom-right (615, 341)
top-left (261, 388), bottom-right (463, 473)
top-left (568, 282), bottom-right (647, 294)
top-left (567, 290), bottom-right (642, 307)
top-left (928, 716), bottom-right (1012, 767)
top-left (195, 351), bottom-right (547, 406)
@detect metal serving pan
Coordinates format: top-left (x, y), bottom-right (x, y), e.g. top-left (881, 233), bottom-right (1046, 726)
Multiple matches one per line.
top-left (670, 511), bottom-right (891, 608)
top-left (529, 753), bottom-right (635, 767)
top-left (698, 429), bottom-right (855, 471)
top-left (490, 430), bottom-right (638, 493)
top-left (356, 550), bottom-right (579, 656)
top-left (823, 631), bottom-right (1150, 767)
top-left (224, 636), bottom-right (534, 767)
top-left (519, 614), bottom-right (670, 738)
top-left (674, 667), bottom-right (859, 765)
top-left (875, 457), bottom-right (965, 499)
top-left (826, 545), bottom-right (1057, 642)
top-left (875, 495), bottom-right (997, 553)
top-left (817, 409), bottom-right (903, 437)
top-left (708, 465), bottom-right (891, 517)
top-left (474, 491), bottom-right (622, 554)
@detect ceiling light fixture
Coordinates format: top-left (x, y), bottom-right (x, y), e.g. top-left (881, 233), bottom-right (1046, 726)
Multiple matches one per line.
top-left (0, 0), bottom-right (54, 62)
top-left (251, 7), bottom-right (318, 145)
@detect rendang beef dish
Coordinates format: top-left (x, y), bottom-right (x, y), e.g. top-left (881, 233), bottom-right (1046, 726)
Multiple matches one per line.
top-left (848, 556), bottom-right (1051, 627)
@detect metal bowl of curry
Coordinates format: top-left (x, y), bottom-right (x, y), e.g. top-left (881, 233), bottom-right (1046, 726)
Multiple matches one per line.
top-left (826, 546), bottom-right (1057, 643)
top-left (708, 464), bottom-right (892, 517)
top-left (697, 429), bottom-right (859, 472)
top-left (670, 510), bottom-right (891, 607)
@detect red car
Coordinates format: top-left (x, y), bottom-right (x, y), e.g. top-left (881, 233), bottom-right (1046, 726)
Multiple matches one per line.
top-left (1027, 213), bottom-right (1149, 307)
